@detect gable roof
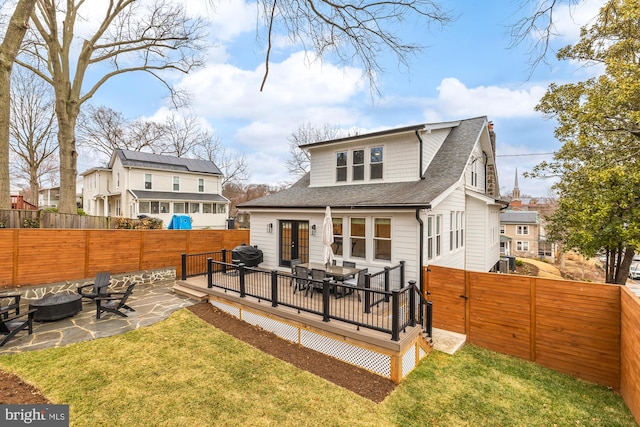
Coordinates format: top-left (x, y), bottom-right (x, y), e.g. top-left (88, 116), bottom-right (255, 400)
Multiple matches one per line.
top-left (500, 211), bottom-right (539, 224)
top-left (240, 117), bottom-right (491, 210)
top-left (111, 149), bottom-right (223, 175)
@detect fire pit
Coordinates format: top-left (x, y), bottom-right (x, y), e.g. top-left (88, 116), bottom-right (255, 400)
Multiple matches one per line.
top-left (231, 244), bottom-right (263, 267)
top-left (29, 292), bottom-right (83, 322)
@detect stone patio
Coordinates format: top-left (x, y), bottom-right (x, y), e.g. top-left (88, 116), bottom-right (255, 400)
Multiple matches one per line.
top-left (0, 280), bottom-right (195, 354)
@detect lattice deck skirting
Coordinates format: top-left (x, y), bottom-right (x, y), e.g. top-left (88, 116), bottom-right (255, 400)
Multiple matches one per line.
top-left (209, 297), bottom-right (431, 384)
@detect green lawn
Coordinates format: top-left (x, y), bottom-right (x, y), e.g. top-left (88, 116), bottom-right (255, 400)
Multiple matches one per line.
top-left (0, 310), bottom-right (636, 427)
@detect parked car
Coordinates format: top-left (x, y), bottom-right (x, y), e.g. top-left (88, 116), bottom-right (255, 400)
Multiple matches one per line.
top-left (629, 264), bottom-right (640, 280)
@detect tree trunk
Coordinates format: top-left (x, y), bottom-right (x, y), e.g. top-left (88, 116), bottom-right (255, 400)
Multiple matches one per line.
top-left (615, 247), bottom-right (635, 285)
top-left (0, 0), bottom-right (38, 209)
top-left (55, 98), bottom-right (79, 214)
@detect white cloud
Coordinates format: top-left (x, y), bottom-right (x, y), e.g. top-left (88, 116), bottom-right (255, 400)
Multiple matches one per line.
top-left (434, 78), bottom-right (547, 119)
top-left (553, 0), bottom-right (606, 43)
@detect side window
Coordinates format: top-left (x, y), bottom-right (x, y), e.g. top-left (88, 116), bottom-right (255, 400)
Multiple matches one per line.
top-left (173, 176), bottom-right (180, 191)
top-left (144, 174), bottom-right (152, 190)
top-left (350, 218), bottom-right (366, 258)
top-left (353, 149), bottom-right (364, 181)
top-left (336, 152), bottom-right (347, 182)
top-left (370, 146), bottom-right (383, 179)
top-left (198, 178), bottom-right (204, 192)
top-left (374, 218), bottom-right (391, 261)
top-left (427, 216), bottom-right (433, 260)
top-left (332, 218), bottom-right (343, 256)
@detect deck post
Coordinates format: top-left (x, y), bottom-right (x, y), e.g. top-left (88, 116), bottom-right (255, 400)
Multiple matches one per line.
top-left (391, 289), bottom-right (400, 341)
top-left (364, 274), bottom-right (372, 314)
top-left (239, 263), bottom-right (246, 297)
top-left (400, 260), bottom-right (406, 287)
top-left (181, 253), bottom-right (187, 280)
top-left (207, 258), bottom-right (213, 288)
top-left (271, 270), bottom-right (279, 307)
top-left (322, 279), bottom-right (331, 322)
top-left (384, 267), bottom-right (391, 302)
top-left (221, 249), bottom-right (227, 264)
top-left (409, 280), bottom-right (417, 327)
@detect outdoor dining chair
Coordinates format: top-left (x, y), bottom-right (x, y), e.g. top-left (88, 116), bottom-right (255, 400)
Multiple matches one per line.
top-left (289, 259), bottom-right (302, 287)
top-left (308, 269), bottom-right (327, 298)
top-left (344, 268), bottom-right (367, 302)
top-left (293, 265), bottom-right (310, 294)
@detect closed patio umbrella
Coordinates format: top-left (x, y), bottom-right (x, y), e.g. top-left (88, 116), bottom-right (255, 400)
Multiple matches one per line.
top-left (322, 206), bottom-right (335, 267)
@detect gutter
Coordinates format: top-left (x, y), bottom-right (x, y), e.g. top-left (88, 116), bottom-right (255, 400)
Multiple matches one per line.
top-left (415, 129), bottom-right (425, 179)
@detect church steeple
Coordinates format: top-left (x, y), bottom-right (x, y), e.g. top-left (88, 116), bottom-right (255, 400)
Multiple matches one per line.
top-left (512, 168), bottom-right (521, 200)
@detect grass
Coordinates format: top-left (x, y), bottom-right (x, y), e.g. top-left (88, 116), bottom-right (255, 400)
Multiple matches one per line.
top-left (0, 310), bottom-right (636, 427)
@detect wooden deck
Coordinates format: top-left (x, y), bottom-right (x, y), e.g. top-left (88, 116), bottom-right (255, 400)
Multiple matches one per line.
top-left (178, 272), bottom-right (432, 382)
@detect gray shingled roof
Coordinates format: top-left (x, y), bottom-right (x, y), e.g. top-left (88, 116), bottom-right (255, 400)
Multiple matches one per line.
top-left (129, 190), bottom-right (227, 202)
top-left (114, 149), bottom-right (222, 175)
top-left (500, 211), bottom-right (539, 224)
top-left (239, 117), bottom-right (487, 209)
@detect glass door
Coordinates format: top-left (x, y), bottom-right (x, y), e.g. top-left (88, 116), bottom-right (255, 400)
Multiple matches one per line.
top-left (279, 220), bottom-right (309, 267)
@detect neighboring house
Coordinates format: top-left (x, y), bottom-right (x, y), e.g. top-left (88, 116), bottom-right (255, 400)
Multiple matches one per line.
top-left (500, 170), bottom-right (556, 261)
top-left (38, 181), bottom-right (83, 210)
top-left (238, 116), bottom-right (507, 285)
top-left (500, 210), bottom-right (541, 258)
top-left (81, 149), bottom-right (229, 229)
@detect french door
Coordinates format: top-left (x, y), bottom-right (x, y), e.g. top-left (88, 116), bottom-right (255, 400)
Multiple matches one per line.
top-left (279, 220), bottom-right (309, 267)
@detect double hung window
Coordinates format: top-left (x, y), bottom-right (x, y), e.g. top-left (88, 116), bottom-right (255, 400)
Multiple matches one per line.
top-left (336, 152), bottom-right (347, 182)
top-left (370, 147), bottom-right (383, 179)
top-left (353, 150), bottom-right (364, 181)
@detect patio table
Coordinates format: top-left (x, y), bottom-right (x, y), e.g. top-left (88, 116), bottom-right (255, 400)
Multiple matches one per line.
top-left (299, 263), bottom-right (360, 298)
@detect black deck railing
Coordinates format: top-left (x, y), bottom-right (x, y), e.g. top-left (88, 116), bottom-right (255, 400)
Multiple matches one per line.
top-left (181, 250), bottom-right (228, 279)
top-left (203, 258), bottom-right (431, 341)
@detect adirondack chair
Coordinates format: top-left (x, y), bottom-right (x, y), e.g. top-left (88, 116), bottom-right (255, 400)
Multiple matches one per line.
top-left (95, 283), bottom-right (136, 319)
top-left (77, 272), bottom-right (111, 302)
top-left (0, 294), bottom-right (21, 319)
top-left (0, 309), bottom-right (36, 347)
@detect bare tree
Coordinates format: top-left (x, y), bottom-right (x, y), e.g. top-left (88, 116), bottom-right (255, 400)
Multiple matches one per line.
top-left (286, 122), bottom-right (346, 177)
top-left (16, 0), bottom-right (208, 213)
top-left (9, 67), bottom-right (57, 202)
top-left (256, 0), bottom-right (455, 92)
top-left (0, 0), bottom-right (38, 209)
top-left (192, 132), bottom-right (249, 186)
top-left (77, 105), bottom-right (165, 161)
top-left (160, 112), bottom-right (212, 158)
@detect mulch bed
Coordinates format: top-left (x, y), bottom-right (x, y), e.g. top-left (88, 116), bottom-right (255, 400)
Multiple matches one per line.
top-left (0, 302), bottom-right (395, 404)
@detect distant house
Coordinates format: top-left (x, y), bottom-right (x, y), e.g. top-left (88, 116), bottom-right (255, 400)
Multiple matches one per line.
top-left (500, 170), bottom-right (556, 261)
top-left (238, 116), bottom-right (507, 284)
top-left (81, 149), bottom-right (229, 229)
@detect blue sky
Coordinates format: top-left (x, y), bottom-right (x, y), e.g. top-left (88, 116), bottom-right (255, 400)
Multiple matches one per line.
top-left (80, 0), bottom-right (606, 198)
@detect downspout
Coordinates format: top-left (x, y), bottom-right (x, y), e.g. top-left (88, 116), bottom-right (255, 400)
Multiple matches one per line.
top-left (415, 130), bottom-right (425, 179)
top-left (415, 208), bottom-right (424, 315)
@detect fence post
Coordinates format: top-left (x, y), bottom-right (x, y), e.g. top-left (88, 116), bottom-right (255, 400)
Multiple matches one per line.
top-left (271, 270), bottom-right (279, 307)
top-left (409, 280), bottom-right (416, 327)
top-left (221, 249), bottom-right (227, 264)
top-left (239, 263), bottom-right (246, 297)
top-left (207, 258), bottom-right (213, 288)
top-left (400, 260), bottom-right (406, 287)
top-left (322, 279), bottom-right (331, 322)
top-left (391, 289), bottom-right (400, 341)
top-left (426, 300), bottom-right (433, 338)
top-left (181, 253), bottom-right (187, 280)
top-left (364, 274), bottom-right (372, 314)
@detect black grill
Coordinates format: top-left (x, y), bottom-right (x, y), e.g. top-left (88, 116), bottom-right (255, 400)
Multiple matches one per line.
top-left (231, 244), bottom-right (263, 267)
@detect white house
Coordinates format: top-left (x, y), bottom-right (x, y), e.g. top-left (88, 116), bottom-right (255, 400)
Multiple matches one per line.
top-left (238, 116), bottom-right (506, 285)
top-left (81, 149), bottom-right (229, 229)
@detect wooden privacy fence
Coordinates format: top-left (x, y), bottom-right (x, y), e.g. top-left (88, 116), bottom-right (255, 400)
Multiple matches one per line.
top-left (425, 265), bottom-right (640, 424)
top-left (0, 229), bottom-right (249, 289)
top-left (0, 209), bottom-right (112, 229)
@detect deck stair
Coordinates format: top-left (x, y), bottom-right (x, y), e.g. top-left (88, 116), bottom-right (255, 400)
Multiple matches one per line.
top-left (172, 282), bottom-right (209, 302)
